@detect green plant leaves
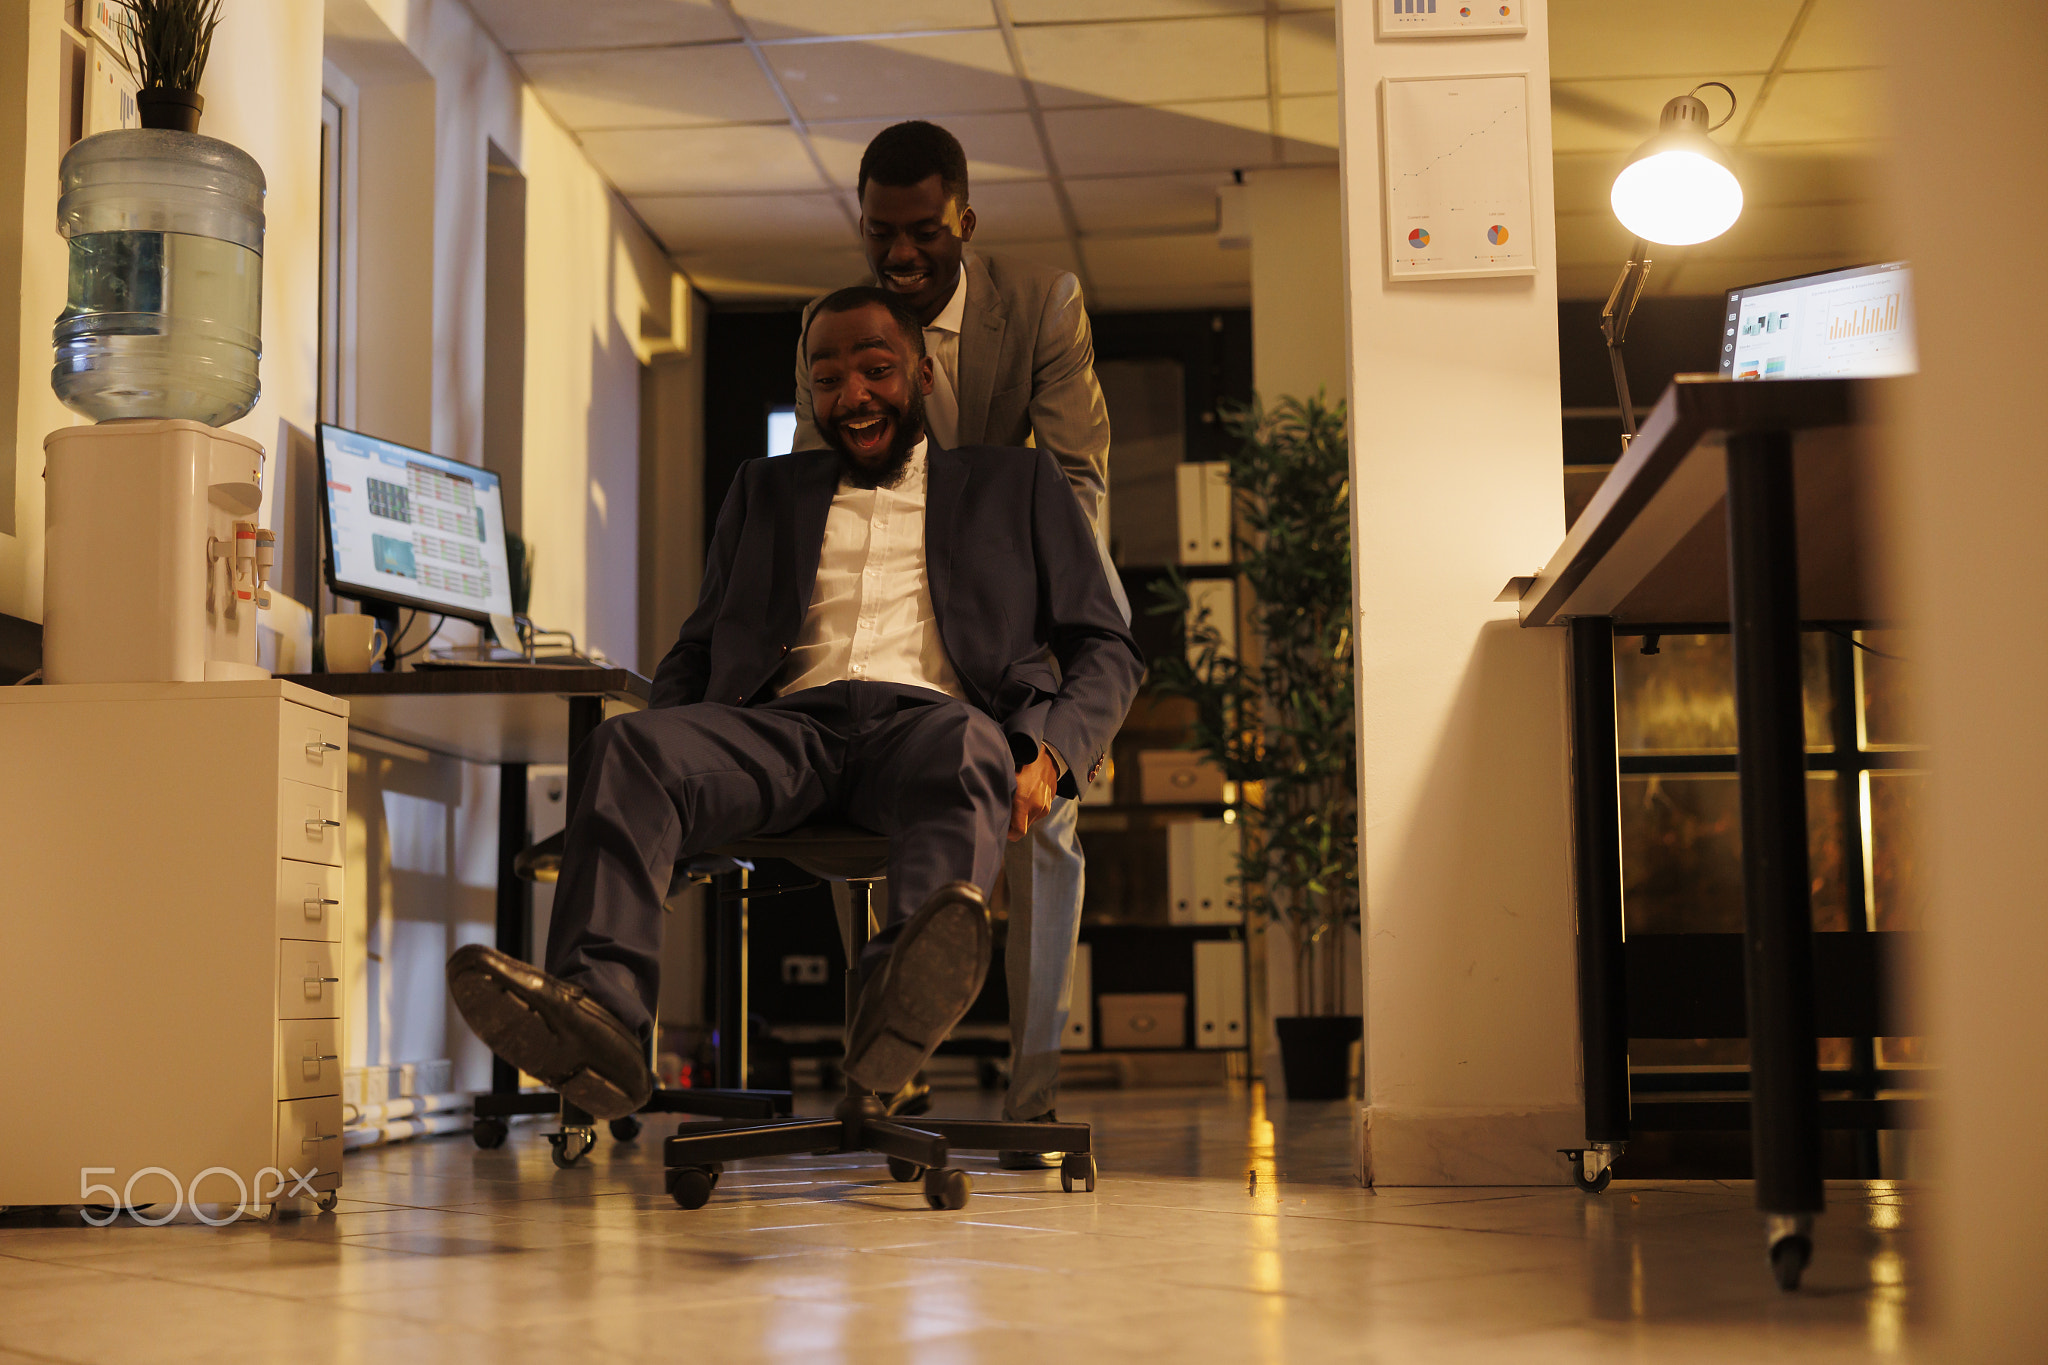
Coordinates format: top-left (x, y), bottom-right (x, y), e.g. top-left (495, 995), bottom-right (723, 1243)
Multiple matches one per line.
top-left (118, 0), bottom-right (223, 93)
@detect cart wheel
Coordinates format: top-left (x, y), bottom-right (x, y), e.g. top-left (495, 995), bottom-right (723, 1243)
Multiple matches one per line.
top-left (548, 1128), bottom-right (593, 1168)
top-left (887, 1156), bottom-right (925, 1183)
top-left (1059, 1153), bottom-right (1097, 1193)
top-left (1769, 1233), bottom-right (1811, 1292)
top-left (1570, 1154), bottom-right (1613, 1194)
top-left (316, 1191), bottom-right (340, 1213)
top-left (609, 1115), bottom-right (644, 1143)
top-left (923, 1167), bottom-right (971, 1210)
top-left (472, 1117), bottom-right (509, 1150)
top-left (668, 1166), bottom-right (715, 1210)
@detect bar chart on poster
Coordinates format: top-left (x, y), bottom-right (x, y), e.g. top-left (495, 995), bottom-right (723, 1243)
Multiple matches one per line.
top-left (1381, 73), bottom-right (1535, 280)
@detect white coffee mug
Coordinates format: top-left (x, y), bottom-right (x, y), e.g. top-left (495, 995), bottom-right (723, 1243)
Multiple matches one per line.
top-left (324, 615), bottom-right (388, 673)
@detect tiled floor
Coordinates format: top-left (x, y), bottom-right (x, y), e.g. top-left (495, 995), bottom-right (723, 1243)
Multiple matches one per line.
top-left (0, 1086), bottom-right (1919, 1363)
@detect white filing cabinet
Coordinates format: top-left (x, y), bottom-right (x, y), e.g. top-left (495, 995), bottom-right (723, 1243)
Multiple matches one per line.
top-left (0, 681), bottom-right (348, 1210)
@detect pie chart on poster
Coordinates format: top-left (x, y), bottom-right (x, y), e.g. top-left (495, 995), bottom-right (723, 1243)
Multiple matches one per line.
top-left (1409, 228), bottom-right (1430, 248)
top-left (1487, 224), bottom-right (1510, 246)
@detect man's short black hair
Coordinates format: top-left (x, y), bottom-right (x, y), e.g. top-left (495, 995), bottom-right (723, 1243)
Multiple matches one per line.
top-left (804, 286), bottom-right (928, 360)
top-left (857, 120), bottom-right (970, 208)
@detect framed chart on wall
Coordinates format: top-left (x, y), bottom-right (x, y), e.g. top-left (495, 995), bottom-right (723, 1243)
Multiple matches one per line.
top-left (1380, 73), bottom-right (1536, 282)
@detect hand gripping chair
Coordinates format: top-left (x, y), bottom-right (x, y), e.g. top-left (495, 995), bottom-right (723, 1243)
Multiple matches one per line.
top-left (662, 824), bottom-right (1096, 1212)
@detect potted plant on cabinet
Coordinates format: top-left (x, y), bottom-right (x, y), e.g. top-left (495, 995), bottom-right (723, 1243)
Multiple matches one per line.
top-left (1148, 393), bottom-right (1361, 1099)
top-left (118, 0), bottom-right (224, 133)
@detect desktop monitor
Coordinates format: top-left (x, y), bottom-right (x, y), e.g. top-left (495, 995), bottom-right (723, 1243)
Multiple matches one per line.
top-left (1721, 260), bottom-right (1916, 381)
top-left (316, 423), bottom-right (515, 624)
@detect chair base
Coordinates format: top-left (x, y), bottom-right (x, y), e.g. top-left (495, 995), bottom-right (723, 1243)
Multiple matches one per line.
top-left (662, 1092), bottom-right (1097, 1210)
top-left (470, 1085), bottom-right (793, 1159)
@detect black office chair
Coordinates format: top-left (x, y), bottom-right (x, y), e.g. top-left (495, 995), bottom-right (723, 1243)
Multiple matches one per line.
top-left (662, 824), bottom-right (1096, 1212)
top-left (496, 829), bottom-right (793, 1167)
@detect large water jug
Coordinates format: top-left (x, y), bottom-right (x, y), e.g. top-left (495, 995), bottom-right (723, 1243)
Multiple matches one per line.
top-left (52, 129), bottom-right (265, 426)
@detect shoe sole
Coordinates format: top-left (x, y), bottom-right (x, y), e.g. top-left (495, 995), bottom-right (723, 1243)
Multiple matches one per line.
top-left (448, 961), bottom-right (646, 1122)
top-left (844, 895), bottom-right (988, 1095)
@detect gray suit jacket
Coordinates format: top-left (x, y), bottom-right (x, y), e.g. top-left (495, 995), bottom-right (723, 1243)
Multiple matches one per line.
top-left (792, 248), bottom-right (1112, 532)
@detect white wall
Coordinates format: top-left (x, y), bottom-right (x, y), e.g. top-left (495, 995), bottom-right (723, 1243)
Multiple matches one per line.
top-left (1878, 4), bottom-right (2048, 1357)
top-left (1336, 0), bottom-right (1580, 1183)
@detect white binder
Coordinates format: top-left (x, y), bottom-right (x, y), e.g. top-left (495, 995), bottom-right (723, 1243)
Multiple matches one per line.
top-left (1062, 943), bottom-right (1093, 1051)
top-left (1169, 819), bottom-right (1242, 925)
top-left (1194, 940), bottom-right (1247, 1050)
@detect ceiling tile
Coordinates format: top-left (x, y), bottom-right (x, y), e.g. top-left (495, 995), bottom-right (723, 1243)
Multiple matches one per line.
top-left (1721, 144), bottom-right (1886, 206)
top-left (1278, 94), bottom-right (1339, 162)
top-left (1549, 0), bottom-right (1793, 80)
top-left (1691, 201), bottom-right (1889, 266)
top-left (680, 246), bottom-right (871, 300)
top-left (1740, 69), bottom-right (1885, 145)
top-left (580, 125), bottom-right (826, 195)
top-left (1782, 0), bottom-right (1884, 71)
top-left (1083, 231), bottom-right (1250, 301)
top-left (467, 0), bottom-right (737, 52)
top-left (808, 113), bottom-right (1048, 188)
top-left (1008, 0), bottom-right (1262, 18)
top-left (1045, 101), bottom-right (1275, 178)
top-left (764, 31), bottom-right (1025, 120)
top-left (1066, 172), bottom-right (1228, 235)
top-left (1018, 17), bottom-right (1268, 108)
top-left (960, 180), bottom-right (1068, 241)
top-left (1655, 252), bottom-right (1868, 299)
top-left (515, 45), bottom-right (783, 130)
top-left (636, 192), bottom-right (853, 253)
top-left (1550, 76), bottom-right (1762, 154)
top-left (1275, 12), bottom-right (1336, 97)
top-left (735, 0), bottom-right (998, 40)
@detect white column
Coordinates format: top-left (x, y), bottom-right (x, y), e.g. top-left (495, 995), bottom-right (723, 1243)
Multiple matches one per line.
top-left (1336, 0), bottom-right (1580, 1184)
top-left (1878, 4), bottom-right (2048, 1358)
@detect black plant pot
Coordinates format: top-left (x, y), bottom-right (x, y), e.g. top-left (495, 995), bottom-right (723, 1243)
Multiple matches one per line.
top-left (1274, 1015), bottom-right (1363, 1100)
top-left (137, 89), bottom-right (203, 133)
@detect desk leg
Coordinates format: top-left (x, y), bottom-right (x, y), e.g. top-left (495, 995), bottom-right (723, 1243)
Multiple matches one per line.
top-left (492, 761), bottom-right (531, 1099)
top-left (1726, 429), bottom-right (1824, 1290)
top-left (1569, 617), bottom-right (1628, 1189)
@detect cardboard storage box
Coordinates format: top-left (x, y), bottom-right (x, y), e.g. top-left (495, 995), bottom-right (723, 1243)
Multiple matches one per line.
top-left (1098, 993), bottom-right (1188, 1050)
top-left (1138, 750), bottom-right (1227, 804)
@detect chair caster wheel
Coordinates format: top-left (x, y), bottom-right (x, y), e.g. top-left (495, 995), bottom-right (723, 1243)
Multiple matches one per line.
top-left (668, 1166), bottom-right (716, 1210)
top-left (887, 1156), bottom-right (925, 1183)
top-left (548, 1128), bottom-right (594, 1168)
top-left (316, 1191), bottom-right (340, 1213)
top-left (609, 1115), bottom-right (643, 1142)
top-left (1769, 1233), bottom-right (1812, 1291)
top-left (1059, 1153), bottom-right (1097, 1193)
top-left (1570, 1156), bottom-right (1612, 1194)
top-left (923, 1167), bottom-right (971, 1210)
top-left (472, 1117), bottom-right (509, 1150)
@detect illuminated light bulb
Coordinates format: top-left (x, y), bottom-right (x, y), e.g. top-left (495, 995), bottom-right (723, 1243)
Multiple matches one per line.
top-left (1611, 149), bottom-right (1744, 245)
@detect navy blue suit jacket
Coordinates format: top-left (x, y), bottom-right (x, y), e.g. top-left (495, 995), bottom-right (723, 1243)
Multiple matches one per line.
top-left (650, 444), bottom-right (1144, 798)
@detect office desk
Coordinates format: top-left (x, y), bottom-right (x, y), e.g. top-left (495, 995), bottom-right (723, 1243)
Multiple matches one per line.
top-left (1517, 375), bottom-right (1914, 1288)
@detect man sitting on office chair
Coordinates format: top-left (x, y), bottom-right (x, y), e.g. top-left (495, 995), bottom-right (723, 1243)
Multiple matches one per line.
top-left (446, 288), bottom-right (1144, 1122)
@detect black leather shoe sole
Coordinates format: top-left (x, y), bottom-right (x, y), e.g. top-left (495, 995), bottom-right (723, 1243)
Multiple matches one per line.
top-left (998, 1110), bottom-right (1060, 1169)
top-left (843, 882), bottom-right (991, 1096)
top-left (446, 944), bottom-right (653, 1122)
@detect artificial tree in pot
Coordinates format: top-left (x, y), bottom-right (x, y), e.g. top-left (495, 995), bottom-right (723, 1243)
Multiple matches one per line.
top-left (119, 0), bottom-right (224, 133)
top-left (1148, 393), bottom-right (1361, 1099)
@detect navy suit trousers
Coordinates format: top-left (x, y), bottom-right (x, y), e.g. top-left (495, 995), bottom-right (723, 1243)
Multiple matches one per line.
top-left (545, 680), bottom-right (1017, 1038)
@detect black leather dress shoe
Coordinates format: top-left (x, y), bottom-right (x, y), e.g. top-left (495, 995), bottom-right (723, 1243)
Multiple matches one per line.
top-left (843, 882), bottom-right (991, 1096)
top-left (446, 944), bottom-right (653, 1122)
top-left (884, 1073), bottom-right (933, 1118)
top-left (998, 1111), bottom-right (1061, 1170)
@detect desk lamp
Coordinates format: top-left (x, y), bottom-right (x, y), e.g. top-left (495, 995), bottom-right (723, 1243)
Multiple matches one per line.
top-left (1601, 82), bottom-right (1742, 452)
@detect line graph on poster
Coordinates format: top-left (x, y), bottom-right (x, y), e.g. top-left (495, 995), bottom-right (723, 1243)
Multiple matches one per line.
top-left (1381, 73), bottom-right (1536, 281)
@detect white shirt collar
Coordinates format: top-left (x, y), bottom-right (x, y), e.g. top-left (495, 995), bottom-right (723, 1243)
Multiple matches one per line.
top-left (927, 265), bottom-right (968, 336)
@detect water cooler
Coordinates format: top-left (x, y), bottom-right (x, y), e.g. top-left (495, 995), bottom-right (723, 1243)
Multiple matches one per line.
top-left (42, 127), bottom-right (272, 685)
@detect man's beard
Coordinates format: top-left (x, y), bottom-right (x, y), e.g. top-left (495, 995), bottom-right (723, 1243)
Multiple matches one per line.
top-left (827, 384), bottom-right (927, 490)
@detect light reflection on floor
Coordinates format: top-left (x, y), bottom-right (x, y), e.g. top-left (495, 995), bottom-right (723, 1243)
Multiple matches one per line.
top-left (0, 1084), bottom-right (1920, 1363)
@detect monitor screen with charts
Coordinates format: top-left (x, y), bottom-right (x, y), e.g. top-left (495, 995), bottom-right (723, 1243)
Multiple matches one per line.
top-left (1721, 261), bottom-right (1916, 382)
top-left (318, 424), bottom-right (515, 623)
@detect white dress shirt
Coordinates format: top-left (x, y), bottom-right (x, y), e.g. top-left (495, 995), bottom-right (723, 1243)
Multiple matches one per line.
top-left (776, 438), bottom-right (965, 701)
top-left (920, 266), bottom-right (967, 450)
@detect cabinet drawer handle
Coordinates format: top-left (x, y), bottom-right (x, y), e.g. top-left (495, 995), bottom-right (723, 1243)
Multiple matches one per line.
top-left (302, 975), bottom-right (340, 998)
top-left (303, 1130), bottom-right (338, 1147)
top-left (305, 740), bottom-right (343, 757)
top-left (305, 818), bottom-right (342, 836)
top-left (302, 896), bottom-right (341, 917)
